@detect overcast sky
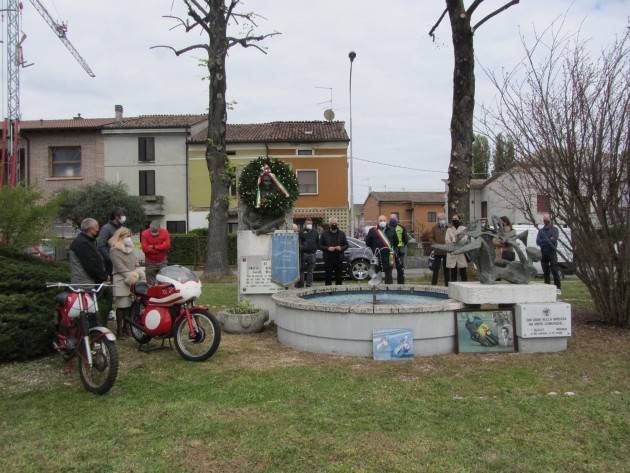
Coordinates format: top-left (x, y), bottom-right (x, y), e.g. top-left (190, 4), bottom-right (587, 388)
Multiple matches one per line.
top-left (15, 0), bottom-right (630, 203)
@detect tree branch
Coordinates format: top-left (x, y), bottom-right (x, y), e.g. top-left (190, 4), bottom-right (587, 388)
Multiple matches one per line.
top-left (428, 7), bottom-right (448, 41)
top-left (467, 0), bottom-right (484, 16)
top-left (183, 0), bottom-right (211, 34)
top-left (163, 14), bottom-right (199, 32)
top-left (472, 0), bottom-right (520, 33)
top-left (150, 43), bottom-right (210, 56)
top-left (227, 31), bottom-right (281, 53)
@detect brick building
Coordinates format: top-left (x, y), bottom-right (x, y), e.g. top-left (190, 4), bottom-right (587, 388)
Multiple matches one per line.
top-left (362, 191), bottom-right (446, 237)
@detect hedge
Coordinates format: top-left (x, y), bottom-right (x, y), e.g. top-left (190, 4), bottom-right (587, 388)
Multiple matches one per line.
top-left (0, 248), bottom-right (70, 362)
top-left (169, 233), bottom-right (237, 267)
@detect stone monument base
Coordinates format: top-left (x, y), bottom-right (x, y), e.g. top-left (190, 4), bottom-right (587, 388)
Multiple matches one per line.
top-left (518, 337), bottom-right (568, 353)
top-left (448, 281), bottom-right (557, 305)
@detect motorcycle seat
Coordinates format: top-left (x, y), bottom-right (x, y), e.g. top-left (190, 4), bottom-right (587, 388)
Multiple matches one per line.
top-left (55, 292), bottom-right (69, 305)
top-left (133, 282), bottom-right (149, 296)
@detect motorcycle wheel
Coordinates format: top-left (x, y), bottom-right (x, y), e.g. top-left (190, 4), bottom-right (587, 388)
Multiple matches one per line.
top-left (173, 309), bottom-right (221, 362)
top-left (78, 333), bottom-right (119, 395)
top-left (130, 301), bottom-right (151, 345)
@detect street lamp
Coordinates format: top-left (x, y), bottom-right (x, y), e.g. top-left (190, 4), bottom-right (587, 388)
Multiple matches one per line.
top-left (348, 50), bottom-right (356, 237)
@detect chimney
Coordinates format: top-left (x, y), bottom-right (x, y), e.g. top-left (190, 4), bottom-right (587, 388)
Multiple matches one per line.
top-left (115, 104), bottom-right (123, 121)
top-left (73, 113), bottom-right (83, 120)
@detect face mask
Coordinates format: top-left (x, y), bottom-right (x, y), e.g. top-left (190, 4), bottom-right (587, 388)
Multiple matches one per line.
top-left (306, 224), bottom-right (313, 231)
top-left (389, 219), bottom-right (397, 226)
top-left (120, 216), bottom-right (127, 224)
top-left (452, 220), bottom-right (460, 228)
top-left (330, 224), bottom-right (338, 231)
top-left (438, 219), bottom-right (447, 227)
top-left (543, 220), bottom-right (550, 226)
top-left (378, 221), bottom-right (386, 229)
top-left (123, 237), bottom-right (133, 247)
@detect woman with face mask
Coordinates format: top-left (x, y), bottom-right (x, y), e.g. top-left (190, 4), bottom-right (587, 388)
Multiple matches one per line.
top-left (109, 227), bottom-right (145, 337)
top-left (445, 213), bottom-right (468, 282)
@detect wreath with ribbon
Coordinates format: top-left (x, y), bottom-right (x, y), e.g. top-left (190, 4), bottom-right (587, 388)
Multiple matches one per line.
top-left (238, 157), bottom-right (299, 218)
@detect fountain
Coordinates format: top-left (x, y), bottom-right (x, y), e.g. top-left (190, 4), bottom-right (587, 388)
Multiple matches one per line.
top-left (272, 251), bottom-right (463, 356)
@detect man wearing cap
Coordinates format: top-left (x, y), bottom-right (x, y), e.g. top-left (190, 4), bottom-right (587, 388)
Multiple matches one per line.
top-left (141, 221), bottom-right (171, 285)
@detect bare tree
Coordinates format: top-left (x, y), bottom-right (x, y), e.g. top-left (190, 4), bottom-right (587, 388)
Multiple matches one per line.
top-left (153, 0), bottom-right (279, 279)
top-left (484, 24), bottom-right (630, 326)
top-left (429, 0), bottom-right (520, 219)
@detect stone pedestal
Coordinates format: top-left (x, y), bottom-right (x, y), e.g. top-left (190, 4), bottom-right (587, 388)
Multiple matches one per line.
top-left (448, 282), bottom-right (557, 305)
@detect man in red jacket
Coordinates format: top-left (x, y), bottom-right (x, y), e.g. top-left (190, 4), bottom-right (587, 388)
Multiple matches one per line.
top-left (141, 221), bottom-right (171, 285)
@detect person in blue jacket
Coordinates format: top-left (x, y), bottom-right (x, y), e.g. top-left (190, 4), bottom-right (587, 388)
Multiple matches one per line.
top-left (536, 214), bottom-right (562, 292)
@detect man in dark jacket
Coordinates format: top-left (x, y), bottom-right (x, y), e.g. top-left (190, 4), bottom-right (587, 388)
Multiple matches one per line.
top-left (69, 218), bottom-right (109, 324)
top-left (536, 214), bottom-right (561, 292)
top-left (298, 218), bottom-right (319, 287)
top-left (97, 207), bottom-right (126, 275)
top-left (429, 213), bottom-right (449, 286)
top-left (319, 217), bottom-right (348, 286)
top-left (388, 213), bottom-right (409, 284)
top-left (365, 215), bottom-right (399, 284)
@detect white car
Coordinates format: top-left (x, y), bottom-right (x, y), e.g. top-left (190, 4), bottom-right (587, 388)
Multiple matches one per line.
top-left (513, 224), bottom-right (574, 276)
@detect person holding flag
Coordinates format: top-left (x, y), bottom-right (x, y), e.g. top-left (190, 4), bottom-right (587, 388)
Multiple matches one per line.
top-left (365, 215), bottom-right (399, 284)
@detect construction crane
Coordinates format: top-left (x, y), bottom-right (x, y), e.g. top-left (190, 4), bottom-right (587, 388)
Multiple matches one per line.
top-left (1, 0), bottom-right (95, 187)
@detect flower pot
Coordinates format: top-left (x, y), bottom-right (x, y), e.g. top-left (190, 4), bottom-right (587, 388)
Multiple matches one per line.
top-left (217, 309), bottom-right (269, 334)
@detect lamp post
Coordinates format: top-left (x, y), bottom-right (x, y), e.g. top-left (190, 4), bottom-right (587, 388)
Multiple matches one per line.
top-left (348, 50), bottom-right (356, 237)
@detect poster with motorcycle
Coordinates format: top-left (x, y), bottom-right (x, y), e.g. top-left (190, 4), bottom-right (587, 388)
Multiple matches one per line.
top-left (455, 309), bottom-right (516, 353)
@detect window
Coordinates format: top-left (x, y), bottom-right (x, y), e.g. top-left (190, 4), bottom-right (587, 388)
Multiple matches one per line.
top-left (297, 149), bottom-right (313, 156)
top-left (229, 174), bottom-right (237, 197)
top-left (481, 201), bottom-right (488, 219)
top-left (139, 170), bottom-right (156, 196)
top-left (138, 137), bottom-right (155, 162)
top-left (427, 211), bottom-right (437, 223)
top-left (50, 147), bottom-right (81, 177)
top-left (296, 170), bottom-right (318, 194)
top-left (166, 220), bottom-right (186, 234)
top-left (537, 194), bottom-right (550, 213)
top-left (228, 222), bottom-right (238, 234)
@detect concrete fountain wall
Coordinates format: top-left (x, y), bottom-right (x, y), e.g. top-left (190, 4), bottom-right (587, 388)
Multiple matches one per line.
top-left (272, 285), bottom-right (463, 357)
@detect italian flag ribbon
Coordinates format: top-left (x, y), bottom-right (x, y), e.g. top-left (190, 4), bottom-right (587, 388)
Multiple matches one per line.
top-left (376, 228), bottom-right (396, 266)
top-left (255, 164), bottom-right (290, 208)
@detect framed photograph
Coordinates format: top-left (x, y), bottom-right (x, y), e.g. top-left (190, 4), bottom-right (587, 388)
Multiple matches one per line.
top-left (373, 328), bottom-right (414, 360)
top-left (455, 309), bottom-right (516, 354)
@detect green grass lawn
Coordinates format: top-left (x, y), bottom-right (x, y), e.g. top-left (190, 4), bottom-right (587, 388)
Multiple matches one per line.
top-left (0, 279), bottom-right (627, 472)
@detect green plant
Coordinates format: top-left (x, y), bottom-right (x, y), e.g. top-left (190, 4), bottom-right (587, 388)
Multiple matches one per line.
top-left (0, 186), bottom-right (58, 250)
top-left (226, 298), bottom-right (260, 314)
top-left (0, 248), bottom-right (70, 361)
top-left (56, 182), bottom-right (146, 232)
top-left (169, 233), bottom-right (237, 267)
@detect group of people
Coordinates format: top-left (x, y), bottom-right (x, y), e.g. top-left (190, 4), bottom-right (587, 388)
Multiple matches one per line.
top-left (295, 213), bottom-right (410, 287)
top-left (429, 212), bottom-right (562, 291)
top-left (68, 208), bottom-right (171, 337)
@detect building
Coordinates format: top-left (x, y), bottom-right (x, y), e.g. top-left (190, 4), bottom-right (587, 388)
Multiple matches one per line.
top-left (188, 121), bottom-right (350, 232)
top-left (102, 111), bottom-right (206, 233)
top-left (362, 191), bottom-right (446, 237)
top-left (20, 117), bottom-right (114, 195)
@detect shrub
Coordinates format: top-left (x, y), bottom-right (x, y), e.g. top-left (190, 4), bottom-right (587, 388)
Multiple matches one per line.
top-left (0, 248), bottom-right (70, 361)
top-left (169, 233), bottom-right (237, 267)
top-left (0, 186), bottom-right (58, 250)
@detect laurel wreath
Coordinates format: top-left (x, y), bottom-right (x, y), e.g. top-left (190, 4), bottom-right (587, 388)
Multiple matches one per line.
top-left (238, 156), bottom-right (299, 217)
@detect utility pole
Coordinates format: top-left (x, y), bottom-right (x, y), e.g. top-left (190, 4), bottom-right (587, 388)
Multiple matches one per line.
top-left (348, 50), bottom-right (356, 237)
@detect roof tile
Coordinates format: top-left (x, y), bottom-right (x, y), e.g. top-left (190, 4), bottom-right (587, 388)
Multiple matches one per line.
top-left (368, 191), bottom-right (445, 203)
top-left (190, 121), bottom-right (349, 144)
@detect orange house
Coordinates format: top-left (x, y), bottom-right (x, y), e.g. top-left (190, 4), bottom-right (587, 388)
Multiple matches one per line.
top-left (188, 121), bottom-right (350, 232)
top-left (362, 191), bottom-right (446, 237)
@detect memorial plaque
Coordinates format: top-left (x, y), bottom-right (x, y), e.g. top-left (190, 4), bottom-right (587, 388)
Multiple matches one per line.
top-left (239, 255), bottom-right (280, 294)
top-left (271, 231), bottom-right (300, 287)
top-left (515, 302), bottom-right (571, 338)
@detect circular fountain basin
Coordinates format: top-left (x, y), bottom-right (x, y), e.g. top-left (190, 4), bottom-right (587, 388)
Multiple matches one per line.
top-left (272, 285), bottom-right (464, 357)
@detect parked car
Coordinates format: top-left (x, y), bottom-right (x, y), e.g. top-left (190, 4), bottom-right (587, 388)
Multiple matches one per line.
top-left (313, 237), bottom-right (373, 281)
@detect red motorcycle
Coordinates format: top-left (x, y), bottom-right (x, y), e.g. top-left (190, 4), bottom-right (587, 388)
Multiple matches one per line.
top-left (127, 265), bottom-right (221, 361)
top-left (47, 282), bottom-right (119, 395)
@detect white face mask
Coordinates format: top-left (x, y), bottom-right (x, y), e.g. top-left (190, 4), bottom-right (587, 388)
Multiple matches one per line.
top-left (120, 216), bottom-right (127, 224)
top-left (123, 237), bottom-right (133, 247)
top-left (438, 219), bottom-right (447, 226)
top-left (305, 224), bottom-right (313, 230)
top-left (378, 221), bottom-right (386, 229)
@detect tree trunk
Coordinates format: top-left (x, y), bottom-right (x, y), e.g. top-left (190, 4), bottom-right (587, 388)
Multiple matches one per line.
top-left (204, 1), bottom-right (230, 280)
top-left (446, 0), bottom-right (474, 220)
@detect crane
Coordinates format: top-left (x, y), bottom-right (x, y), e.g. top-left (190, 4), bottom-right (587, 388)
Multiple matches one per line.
top-left (1, 0), bottom-right (95, 187)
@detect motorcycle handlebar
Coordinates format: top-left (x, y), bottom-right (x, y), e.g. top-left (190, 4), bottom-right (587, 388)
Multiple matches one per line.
top-left (46, 282), bottom-right (111, 293)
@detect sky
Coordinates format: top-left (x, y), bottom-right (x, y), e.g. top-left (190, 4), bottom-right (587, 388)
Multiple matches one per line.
top-left (12, 0), bottom-right (630, 203)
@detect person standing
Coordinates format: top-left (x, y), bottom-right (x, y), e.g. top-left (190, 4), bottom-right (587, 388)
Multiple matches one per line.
top-left (388, 213), bottom-right (409, 284)
top-left (429, 213), bottom-right (449, 286)
top-left (69, 218), bottom-right (109, 324)
top-left (365, 215), bottom-right (398, 285)
top-left (445, 213), bottom-right (468, 282)
top-left (97, 208), bottom-right (126, 320)
top-left (319, 217), bottom-right (348, 286)
top-left (536, 213), bottom-right (562, 293)
top-left (493, 216), bottom-right (516, 262)
top-left (141, 221), bottom-right (171, 286)
top-left (109, 227), bottom-right (145, 338)
top-left (298, 218), bottom-right (319, 287)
